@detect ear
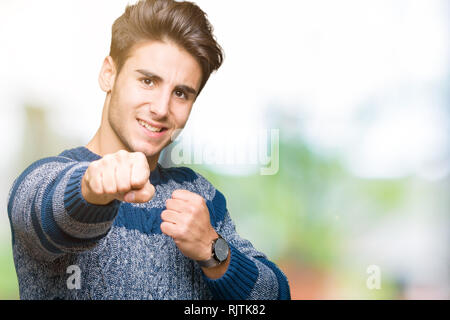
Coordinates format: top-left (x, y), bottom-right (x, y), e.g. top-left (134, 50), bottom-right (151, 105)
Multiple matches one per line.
top-left (98, 56), bottom-right (117, 93)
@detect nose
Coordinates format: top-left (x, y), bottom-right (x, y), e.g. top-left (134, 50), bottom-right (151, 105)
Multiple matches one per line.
top-left (149, 87), bottom-right (171, 119)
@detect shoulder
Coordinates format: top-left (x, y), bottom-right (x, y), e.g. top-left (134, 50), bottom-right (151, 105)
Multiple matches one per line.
top-left (18, 146), bottom-right (89, 175)
top-left (8, 155), bottom-right (81, 211)
top-left (11, 146), bottom-right (91, 194)
top-left (16, 155), bottom-right (77, 181)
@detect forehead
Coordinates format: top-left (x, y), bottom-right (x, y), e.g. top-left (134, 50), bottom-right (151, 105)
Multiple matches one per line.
top-left (123, 40), bottom-right (202, 89)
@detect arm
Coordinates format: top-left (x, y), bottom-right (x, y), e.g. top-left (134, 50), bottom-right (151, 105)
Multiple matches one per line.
top-left (7, 150), bottom-right (155, 262)
top-left (7, 157), bottom-right (121, 262)
top-left (169, 168), bottom-right (290, 300)
top-left (204, 195), bottom-right (291, 300)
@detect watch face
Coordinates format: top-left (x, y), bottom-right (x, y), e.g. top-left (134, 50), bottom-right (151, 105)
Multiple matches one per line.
top-left (214, 238), bottom-right (229, 262)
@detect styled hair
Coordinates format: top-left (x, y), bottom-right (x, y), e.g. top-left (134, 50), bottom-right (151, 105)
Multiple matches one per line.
top-left (110, 0), bottom-right (224, 95)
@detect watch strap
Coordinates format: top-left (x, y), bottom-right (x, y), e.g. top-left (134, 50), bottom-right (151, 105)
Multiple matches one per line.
top-left (196, 234), bottom-right (226, 268)
top-left (196, 256), bottom-right (221, 268)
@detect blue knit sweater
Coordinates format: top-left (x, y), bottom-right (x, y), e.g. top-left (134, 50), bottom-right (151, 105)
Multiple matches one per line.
top-left (7, 146), bottom-right (290, 300)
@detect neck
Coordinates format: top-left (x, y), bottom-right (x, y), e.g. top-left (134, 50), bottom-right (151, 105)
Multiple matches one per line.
top-left (86, 95), bottom-right (122, 156)
top-left (86, 128), bottom-right (160, 172)
top-left (85, 96), bottom-right (160, 171)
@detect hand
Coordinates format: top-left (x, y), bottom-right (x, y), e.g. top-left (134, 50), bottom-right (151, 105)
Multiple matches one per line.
top-left (160, 189), bottom-right (218, 261)
top-left (81, 150), bottom-right (155, 205)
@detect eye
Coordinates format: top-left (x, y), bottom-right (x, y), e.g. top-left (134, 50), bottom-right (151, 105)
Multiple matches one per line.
top-left (141, 78), bottom-right (154, 87)
top-left (174, 90), bottom-right (187, 99)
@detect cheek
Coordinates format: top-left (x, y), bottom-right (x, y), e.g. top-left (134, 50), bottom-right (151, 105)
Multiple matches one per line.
top-left (112, 86), bottom-right (142, 116)
top-left (171, 105), bottom-right (193, 126)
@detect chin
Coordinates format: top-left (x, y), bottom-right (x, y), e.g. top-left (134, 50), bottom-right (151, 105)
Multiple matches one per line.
top-left (131, 142), bottom-right (162, 158)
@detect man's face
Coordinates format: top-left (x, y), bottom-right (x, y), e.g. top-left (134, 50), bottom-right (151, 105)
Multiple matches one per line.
top-left (105, 40), bottom-right (202, 159)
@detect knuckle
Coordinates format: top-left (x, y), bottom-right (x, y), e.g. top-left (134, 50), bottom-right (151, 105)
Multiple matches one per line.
top-left (131, 177), bottom-right (145, 188)
top-left (116, 150), bottom-right (129, 163)
top-left (100, 157), bottom-right (114, 168)
top-left (135, 153), bottom-right (149, 167)
top-left (102, 154), bottom-right (114, 162)
top-left (188, 205), bottom-right (196, 214)
top-left (137, 171), bottom-right (148, 181)
top-left (116, 184), bottom-right (130, 194)
top-left (102, 182), bottom-right (116, 194)
top-left (180, 225), bottom-right (189, 237)
top-left (134, 151), bottom-right (146, 161)
top-left (160, 222), bottom-right (170, 234)
top-left (103, 186), bottom-right (116, 195)
top-left (89, 181), bottom-right (102, 195)
top-left (89, 160), bottom-right (100, 171)
top-left (116, 149), bottom-right (128, 157)
top-left (117, 176), bottom-right (131, 192)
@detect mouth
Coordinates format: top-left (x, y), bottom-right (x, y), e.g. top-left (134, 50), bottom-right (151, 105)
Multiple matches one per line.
top-left (137, 119), bottom-right (168, 138)
top-left (137, 119), bottom-right (168, 132)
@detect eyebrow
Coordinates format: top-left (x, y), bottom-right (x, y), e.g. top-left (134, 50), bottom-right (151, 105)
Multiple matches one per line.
top-left (135, 69), bottom-right (198, 96)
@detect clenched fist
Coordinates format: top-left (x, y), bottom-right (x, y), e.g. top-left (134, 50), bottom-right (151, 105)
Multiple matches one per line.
top-left (160, 189), bottom-right (219, 261)
top-left (81, 150), bottom-right (155, 205)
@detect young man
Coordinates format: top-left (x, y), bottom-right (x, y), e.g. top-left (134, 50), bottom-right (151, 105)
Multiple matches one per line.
top-left (7, 0), bottom-right (290, 300)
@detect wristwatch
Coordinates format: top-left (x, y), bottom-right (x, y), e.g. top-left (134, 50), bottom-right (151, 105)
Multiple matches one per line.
top-left (196, 234), bottom-right (229, 268)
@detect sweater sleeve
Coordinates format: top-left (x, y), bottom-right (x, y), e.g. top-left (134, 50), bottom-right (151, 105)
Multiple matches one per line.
top-left (203, 205), bottom-right (291, 300)
top-left (190, 170), bottom-right (291, 300)
top-left (7, 156), bottom-right (121, 262)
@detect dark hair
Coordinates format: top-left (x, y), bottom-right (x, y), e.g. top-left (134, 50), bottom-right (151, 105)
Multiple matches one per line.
top-left (110, 0), bottom-right (224, 95)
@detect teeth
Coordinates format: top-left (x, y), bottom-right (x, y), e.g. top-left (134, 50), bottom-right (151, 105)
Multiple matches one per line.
top-left (138, 120), bottom-right (162, 132)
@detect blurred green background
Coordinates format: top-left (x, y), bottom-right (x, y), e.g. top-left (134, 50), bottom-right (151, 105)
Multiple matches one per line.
top-left (1, 0), bottom-right (449, 299)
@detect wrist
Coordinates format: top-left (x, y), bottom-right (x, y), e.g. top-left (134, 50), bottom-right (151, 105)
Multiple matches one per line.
top-left (199, 229), bottom-right (219, 261)
top-left (200, 249), bottom-right (230, 280)
top-left (196, 232), bottom-right (230, 269)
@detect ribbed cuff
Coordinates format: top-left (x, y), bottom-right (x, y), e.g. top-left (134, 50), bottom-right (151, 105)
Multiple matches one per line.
top-left (203, 244), bottom-right (259, 300)
top-left (255, 257), bottom-right (291, 300)
top-left (64, 165), bottom-right (121, 223)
